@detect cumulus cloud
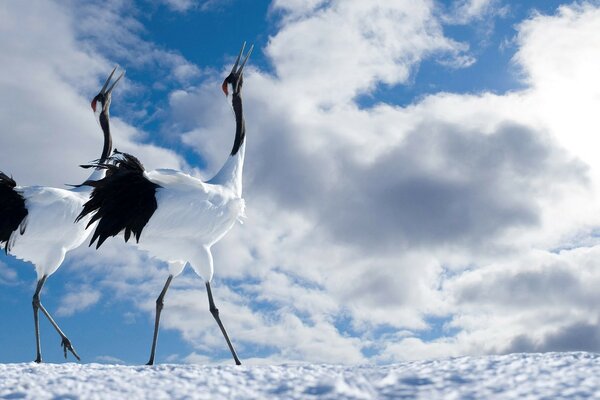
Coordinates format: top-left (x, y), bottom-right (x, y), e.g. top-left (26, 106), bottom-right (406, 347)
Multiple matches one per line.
top-left (0, 261), bottom-right (18, 285)
top-left (444, 245), bottom-right (600, 356)
top-left (515, 3), bottom-right (600, 183)
top-left (266, 0), bottom-right (473, 106)
top-left (56, 286), bottom-right (102, 317)
top-left (446, 0), bottom-right (508, 24)
top-left (159, 0), bottom-right (197, 12)
top-left (158, 0), bottom-right (226, 12)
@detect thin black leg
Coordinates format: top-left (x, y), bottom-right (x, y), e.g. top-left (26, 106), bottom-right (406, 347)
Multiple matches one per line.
top-left (206, 281), bottom-right (241, 365)
top-left (146, 275), bottom-right (173, 366)
top-left (32, 276), bottom-right (47, 363)
top-left (32, 275), bottom-right (80, 362)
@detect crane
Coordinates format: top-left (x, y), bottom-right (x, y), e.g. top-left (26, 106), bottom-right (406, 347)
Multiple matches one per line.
top-left (0, 68), bottom-right (123, 362)
top-left (77, 43), bottom-right (253, 365)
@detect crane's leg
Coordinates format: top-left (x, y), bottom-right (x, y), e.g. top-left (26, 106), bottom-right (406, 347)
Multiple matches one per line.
top-left (32, 275), bottom-right (80, 362)
top-left (32, 276), bottom-right (46, 363)
top-left (147, 275), bottom-right (173, 366)
top-left (205, 281), bottom-right (241, 365)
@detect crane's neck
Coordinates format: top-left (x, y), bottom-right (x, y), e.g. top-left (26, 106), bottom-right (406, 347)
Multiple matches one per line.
top-left (99, 111), bottom-right (113, 164)
top-left (208, 92), bottom-right (245, 196)
top-left (230, 94), bottom-right (245, 157)
top-left (73, 110), bottom-right (112, 192)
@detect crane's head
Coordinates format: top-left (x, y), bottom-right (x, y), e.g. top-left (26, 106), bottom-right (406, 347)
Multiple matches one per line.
top-left (222, 42), bottom-right (253, 97)
top-left (91, 66), bottom-right (125, 123)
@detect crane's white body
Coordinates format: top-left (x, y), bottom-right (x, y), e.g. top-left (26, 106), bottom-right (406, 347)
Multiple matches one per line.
top-left (8, 164), bottom-right (108, 279)
top-left (8, 69), bottom-right (117, 280)
top-left (130, 143), bottom-right (246, 281)
top-left (9, 186), bottom-right (94, 278)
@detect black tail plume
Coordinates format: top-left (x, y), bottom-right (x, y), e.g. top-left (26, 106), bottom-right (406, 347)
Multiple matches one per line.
top-left (76, 151), bottom-right (160, 249)
top-left (0, 171), bottom-right (28, 253)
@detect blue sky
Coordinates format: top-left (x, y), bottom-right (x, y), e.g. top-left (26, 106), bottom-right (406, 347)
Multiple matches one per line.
top-left (2, 0), bottom-right (600, 365)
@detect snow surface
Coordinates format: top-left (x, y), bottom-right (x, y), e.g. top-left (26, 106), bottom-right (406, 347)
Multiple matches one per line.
top-left (1, 352), bottom-right (599, 399)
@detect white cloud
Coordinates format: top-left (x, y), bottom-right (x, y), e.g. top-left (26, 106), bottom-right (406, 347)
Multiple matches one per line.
top-left (446, 0), bottom-right (507, 24)
top-left (158, 0), bottom-right (226, 12)
top-left (95, 355), bottom-right (126, 364)
top-left (441, 245), bottom-right (600, 355)
top-left (271, 0), bottom-right (327, 14)
top-left (73, 2), bottom-right (201, 87)
top-left (266, 0), bottom-right (473, 106)
top-left (56, 286), bottom-right (101, 317)
top-left (0, 261), bottom-right (18, 285)
top-left (515, 3), bottom-right (600, 187)
top-left (160, 0), bottom-right (197, 12)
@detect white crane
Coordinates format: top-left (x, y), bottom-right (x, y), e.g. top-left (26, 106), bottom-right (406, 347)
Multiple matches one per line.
top-left (0, 68), bottom-right (123, 362)
top-left (77, 43), bottom-right (253, 365)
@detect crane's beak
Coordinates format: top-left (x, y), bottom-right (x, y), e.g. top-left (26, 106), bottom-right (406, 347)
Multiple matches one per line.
top-left (101, 66), bottom-right (125, 97)
top-left (222, 42), bottom-right (254, 96)
top-left (91, 67), bottom-right (125, 113)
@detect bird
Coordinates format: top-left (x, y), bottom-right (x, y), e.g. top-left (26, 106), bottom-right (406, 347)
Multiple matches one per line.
top-left (0, 67), bottom-right (124, 362)
top-left (76, 43), bottom-right (253, 366)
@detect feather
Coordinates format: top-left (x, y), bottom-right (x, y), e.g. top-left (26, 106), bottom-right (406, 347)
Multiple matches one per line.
top-left (0, 171), bottom-right (28, 253)
top-left (76, 151), bottom-right (161, 248)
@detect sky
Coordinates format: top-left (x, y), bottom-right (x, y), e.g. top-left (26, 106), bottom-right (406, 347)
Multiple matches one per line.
top-left (1, 0), bottom-right (600, 365)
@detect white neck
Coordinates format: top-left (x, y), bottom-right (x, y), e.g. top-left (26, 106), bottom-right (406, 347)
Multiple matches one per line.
top-left (207, 141), bottom-right (245, 196)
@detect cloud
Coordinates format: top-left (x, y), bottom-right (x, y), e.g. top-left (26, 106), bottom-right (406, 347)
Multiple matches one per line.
top-left (56, 286), bottom-right (102, 317)
top-left (72, 2), bottom-right (201, 87)
top-left (266, 0), bottom-right (473, 106)
top-left (95, 355), bottom-right (126, 364)
top-left (444, 244), bottom-right (600, 356)
top-left (158, 0), bottom-right (226, 12)
top-left (159, 0), bottom-right (197, 12)
top-left (0, 261), bottom-right (18, 285)
top-left (514, 3), bottom-right (600, 184)
top-left (270, 0), bottom-right (328, 18)
top-left (506, 320), bottom-right (600, 354)
top-left (445, 0), bottom-right (508, 24)
top-left (534, 321), bottom-right (600, 353)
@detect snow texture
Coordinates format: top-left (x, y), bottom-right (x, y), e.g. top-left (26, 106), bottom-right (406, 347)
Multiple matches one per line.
top-left (1, 352), bottom-right (599, 399)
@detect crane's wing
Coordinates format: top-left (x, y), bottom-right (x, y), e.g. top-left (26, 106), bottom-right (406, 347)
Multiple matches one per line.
top-left (0, 172), bottom-right (28, 253)
top-left (76, 151), bottom-right (160, 249)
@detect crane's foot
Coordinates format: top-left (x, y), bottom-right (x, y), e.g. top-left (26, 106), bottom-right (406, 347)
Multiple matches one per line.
top-left (61, 337), bottom-right (81, 361)
top-left (34, 356), bottom-right (42, 363)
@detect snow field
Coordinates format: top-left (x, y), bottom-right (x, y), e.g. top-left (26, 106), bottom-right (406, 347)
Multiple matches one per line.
top-left (1, 352), bottom-right (599, 399)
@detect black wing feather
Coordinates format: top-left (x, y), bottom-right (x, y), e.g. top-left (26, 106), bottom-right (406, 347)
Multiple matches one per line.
top-left (76, 151), bottom-right (160, 249)
top-left (0, 171), bottom-right (28, 254)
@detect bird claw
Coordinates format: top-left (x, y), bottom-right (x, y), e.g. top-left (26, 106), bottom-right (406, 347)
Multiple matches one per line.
top-left (61, 337), bottom-right (81, 361)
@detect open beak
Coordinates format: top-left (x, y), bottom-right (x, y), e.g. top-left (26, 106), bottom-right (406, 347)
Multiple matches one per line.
top-left (101, 66), bottom-right (125, 97)
top-left (222, 42), bottom-right (254, 96)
